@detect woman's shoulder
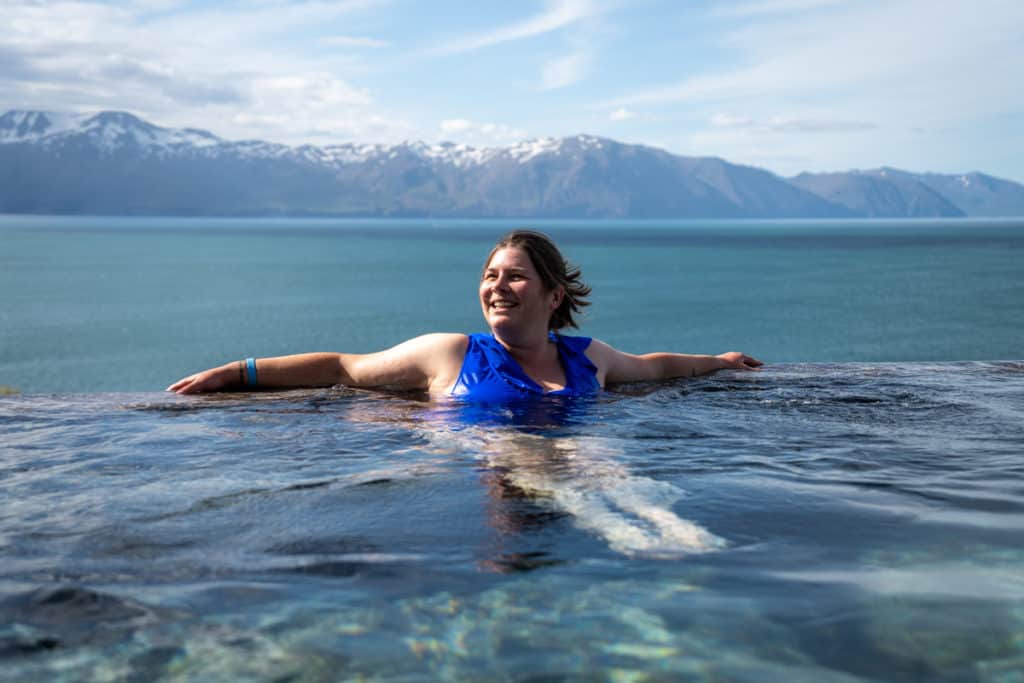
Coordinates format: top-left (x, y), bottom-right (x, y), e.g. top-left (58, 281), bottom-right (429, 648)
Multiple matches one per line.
top-left (554, 332), bottom-right (594, 354)
top-left (386, 333), bottom-right (469, 361)
top-left (576, 337), bottom-right (621, 368)
top-left (399, 334), bottom-right (469, 396)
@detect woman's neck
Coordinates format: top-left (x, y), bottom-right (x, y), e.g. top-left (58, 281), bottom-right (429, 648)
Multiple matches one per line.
top-left (492, 327), bottom-right (556, 365)
top-left (492, 327), bottom-right (565, 391)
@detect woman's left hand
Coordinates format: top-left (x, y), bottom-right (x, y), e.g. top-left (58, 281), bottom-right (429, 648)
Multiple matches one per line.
top-left (716, 352), bottom-right (763, 371)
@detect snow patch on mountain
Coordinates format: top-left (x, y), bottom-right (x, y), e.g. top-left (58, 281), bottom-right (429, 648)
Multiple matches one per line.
top-left (0, 110), bottom-right (84, 141)
top-left (0, 110), bottom-right (221, 153)
top-left (0, 109), bottom-right (612, 169)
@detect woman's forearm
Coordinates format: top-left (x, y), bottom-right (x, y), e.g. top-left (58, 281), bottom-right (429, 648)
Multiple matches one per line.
top-left (648, 353), bottom-right (727, 379)
top-left (168, 353), bottom-right (347, 394)
top-left (241, 353), bottom-right (348, 388)
top-left (590, 340), bottom-right (761, 385)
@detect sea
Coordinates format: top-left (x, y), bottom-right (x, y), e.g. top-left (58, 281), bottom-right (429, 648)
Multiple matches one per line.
top-left (1, 215), bottom-right (1023, 681)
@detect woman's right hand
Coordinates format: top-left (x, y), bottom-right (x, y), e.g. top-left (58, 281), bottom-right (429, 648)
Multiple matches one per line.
top-left (166, 362), bottom-right (239, 394)
top-left (715, 352), bottom-right (763, 371)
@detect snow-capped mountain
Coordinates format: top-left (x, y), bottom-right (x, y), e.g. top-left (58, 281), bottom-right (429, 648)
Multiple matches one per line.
top-left (2, 109), bottom-right (1021, 218)
top-left (0, 110), bottom-right (220, 150)
top-left (0, 109), bottom-right (601, 168)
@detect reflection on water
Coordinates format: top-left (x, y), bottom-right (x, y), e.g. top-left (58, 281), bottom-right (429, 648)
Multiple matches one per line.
top-left (1, 362), bottom-right (1023, 680)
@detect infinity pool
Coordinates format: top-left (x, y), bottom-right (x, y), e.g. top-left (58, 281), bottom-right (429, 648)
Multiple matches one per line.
top-left (2, 362), bottom-right (1023, 681)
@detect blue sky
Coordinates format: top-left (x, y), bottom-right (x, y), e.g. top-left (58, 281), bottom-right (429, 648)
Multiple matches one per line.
top-left (4, 0), bottom-right (1023, 180)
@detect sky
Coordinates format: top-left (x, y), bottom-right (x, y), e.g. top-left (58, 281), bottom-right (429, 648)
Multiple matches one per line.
top-left (3, 0), bottom-right (1023, 181)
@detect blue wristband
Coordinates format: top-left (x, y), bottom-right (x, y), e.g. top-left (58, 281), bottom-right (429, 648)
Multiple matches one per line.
top-left (245, 358), bottom-right (258, 386)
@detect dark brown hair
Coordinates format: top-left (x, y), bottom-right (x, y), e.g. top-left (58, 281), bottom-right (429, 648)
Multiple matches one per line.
top-left (484, 230), bottom-right (591, 330)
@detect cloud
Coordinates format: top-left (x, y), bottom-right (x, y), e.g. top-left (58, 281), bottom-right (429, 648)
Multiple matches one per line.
top-left (321, 35), bottom-right (390, 48)
top-left (0, 44), bottom-right (39, 81)
top-left (432, 0), bottom-right (595, 55)
top-left (252, 73), bottom-right (371, 107)
top-left (711, 113), bottom-right (876, 133)
top-left (600, 0), bottom-right (1024, 180)
top-left (768, 118), bottom-right (876, 133)
top-left (438, 118), bottom-right (528, 145)
top-left (607, 0), bottom-right (1024, 119)
top-left (96, 54), bottom-right (244, 106)
top-left (541, 52), bottom-right (589, 90)
top-left (440, 119), bottom-right (474, 134)
top-left (608, 107), bottom-right (635, 121)
top-left (710, 113), bottom-right (754, 128)
top-left (232, 71), bottom-right (404, 143)
top-left (712, 0), bottom-right (848, 19)
top-left (144, 0), bottom-right (389, 47)
top-left (0, 0), bottom-right (409, 144)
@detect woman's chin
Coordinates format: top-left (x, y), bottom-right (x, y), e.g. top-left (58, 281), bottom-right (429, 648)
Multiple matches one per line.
top-left (486, 315), bottom-right (522, 336)
top-left (487, 316), bottom-right (511, 331)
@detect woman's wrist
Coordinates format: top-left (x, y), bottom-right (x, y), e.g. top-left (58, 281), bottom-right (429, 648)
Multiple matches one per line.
top-left (245, 358), bottom-right (258, 386)
top-left (232, 358), bottom-right (258, 387)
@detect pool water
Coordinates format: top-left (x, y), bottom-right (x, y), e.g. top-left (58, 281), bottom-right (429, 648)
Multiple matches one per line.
top-left (3, 361), bottom-right (1023, 681)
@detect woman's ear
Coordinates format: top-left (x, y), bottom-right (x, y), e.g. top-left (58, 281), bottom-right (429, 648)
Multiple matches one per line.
top-left (550, 286), bottom-right (565, 311)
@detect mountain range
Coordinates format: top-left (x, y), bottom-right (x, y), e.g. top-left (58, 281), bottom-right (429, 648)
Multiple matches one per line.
top-left (3, 109), bottom-right (1022, 218)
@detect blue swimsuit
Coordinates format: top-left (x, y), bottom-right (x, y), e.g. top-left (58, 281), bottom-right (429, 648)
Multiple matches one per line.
top-left (450, 333), bottom-right (600, 401)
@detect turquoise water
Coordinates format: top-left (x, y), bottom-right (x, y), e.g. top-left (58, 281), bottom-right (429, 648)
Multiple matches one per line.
top-left (2, 364), bottom-right (1024, 680)
top-left (1, 215), bottom-right (1022, 393)
top-left (2, 216), bottom-right (1024, 681)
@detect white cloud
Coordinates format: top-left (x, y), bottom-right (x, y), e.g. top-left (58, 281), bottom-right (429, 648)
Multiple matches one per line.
top-left (440, 119), bottom-right (474, 134)
top-left (438, 118), bottom-right (528, 145)
top-left (0, 0), bottom-right (409, 145)
top-left (712, 113), bottom-right (876, 133)
top-left (712, 0), bottom-right (848, 19)
top-left (710, 113), bottom-right (754, 128)
top-left (321, 35), bottom-right (390, 48)
top-left (432, 0), bottom-right (596, 55)
top-left (541, 52), bottom-right (589, 90)
top-left (252, 73), bottom-right (371, 107)
top-left (619, 1), bottom-right (1022, 117)
top-left (767, 118), bottom-right (876, 133)
top-left (603, 0), bottom-right (1024, 177)
top-left (608, 107), bottom-right (635, 121)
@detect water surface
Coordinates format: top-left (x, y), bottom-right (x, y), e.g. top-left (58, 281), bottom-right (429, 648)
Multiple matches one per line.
top-left (3, 362), bottom-right (1023, 681)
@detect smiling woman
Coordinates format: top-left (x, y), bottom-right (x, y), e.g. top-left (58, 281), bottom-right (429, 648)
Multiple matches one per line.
top-left (167, 230), bottom-right (762, 399)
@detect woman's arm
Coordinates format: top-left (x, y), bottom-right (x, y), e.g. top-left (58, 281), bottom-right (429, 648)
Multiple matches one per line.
top-left (167, 333), bottom-right (468, 395)
top-left (585, 339), bottom-right (762, 386)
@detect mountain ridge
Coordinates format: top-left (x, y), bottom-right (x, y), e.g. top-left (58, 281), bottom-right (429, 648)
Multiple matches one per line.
top-left (3, 109), bottom-right (1022, 218)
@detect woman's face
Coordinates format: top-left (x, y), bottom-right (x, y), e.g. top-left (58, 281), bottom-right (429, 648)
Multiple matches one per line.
top-left (480, 247), bottom-right (562, 335)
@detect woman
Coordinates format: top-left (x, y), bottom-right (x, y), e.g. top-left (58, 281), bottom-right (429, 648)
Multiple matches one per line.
top-left (168, 230), bottom-right (762, 397)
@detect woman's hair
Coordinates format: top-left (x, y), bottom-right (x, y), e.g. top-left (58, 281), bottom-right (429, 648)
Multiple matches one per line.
top-left (484, 230), bottom-right (591, 330)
